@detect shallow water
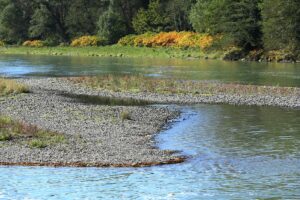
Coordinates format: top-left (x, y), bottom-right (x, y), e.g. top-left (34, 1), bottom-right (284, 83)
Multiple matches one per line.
top-left (1, 54), bottom-right (300, 87)
top-left (0, 104), bottom-right (299, 200)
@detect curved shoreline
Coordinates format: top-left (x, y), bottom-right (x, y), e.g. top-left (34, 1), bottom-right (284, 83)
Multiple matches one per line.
top-left (0, 77), bottom-right (299, 168)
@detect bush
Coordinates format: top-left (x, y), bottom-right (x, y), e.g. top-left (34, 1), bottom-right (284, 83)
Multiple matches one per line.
top-left (0, 41), bottom-right (5, 46)
top-left (22, 40), bottom-right (44, 47)
top-left (71, 36), bottom-right (106, 47)
top-left (118, 32), bottom-right (216, 49)
top-left (117, 35), bottom-right (137, 46)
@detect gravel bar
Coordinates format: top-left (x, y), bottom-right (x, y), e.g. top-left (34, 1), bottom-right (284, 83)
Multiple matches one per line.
top-left (0, 77), bottom-right (299, 167)
top-left (0, 78), bottom-right (184, 167)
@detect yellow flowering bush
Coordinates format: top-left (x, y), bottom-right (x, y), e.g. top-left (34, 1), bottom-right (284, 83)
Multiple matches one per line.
top-left (118, 32), bottom-right (216, 49)
top-left (22, 40), bottom-right (44, 47)
top-left (71, 36), bottom-right (106, 47)
top-left (0, 41), bottom-right (5, 46)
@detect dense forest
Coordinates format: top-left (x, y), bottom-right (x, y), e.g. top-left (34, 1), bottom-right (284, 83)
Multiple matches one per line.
top-left (0, 0), bottom-right (299, 54)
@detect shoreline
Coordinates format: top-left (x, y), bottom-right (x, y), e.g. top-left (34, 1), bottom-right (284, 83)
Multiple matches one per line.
top-left (0, 77), bottom-right (299, 168)
top-left (0, 77), bottom-right (186, 168)
top-left (1, 46), bottom-right (299, 63)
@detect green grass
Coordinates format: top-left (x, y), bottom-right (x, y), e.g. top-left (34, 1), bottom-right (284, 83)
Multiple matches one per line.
top-left (0, 45), bottom-right (223, 60)
top-left (68, 75), bottom-right (299, 96)
top-left (0, 78), bottom-right (28, 96)
top-left (0, 116), bottom-right (65, 148)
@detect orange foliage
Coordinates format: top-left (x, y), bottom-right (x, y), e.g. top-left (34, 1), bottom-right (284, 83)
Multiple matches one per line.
top-left (22, 40), bottom-right (44, 47)
top-left (118, 32), bottom-right (217, 49)
top-left (71, 36), bottom-right (105, 47)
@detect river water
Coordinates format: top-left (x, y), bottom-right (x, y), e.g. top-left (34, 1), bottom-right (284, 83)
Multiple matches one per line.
top-left (0, 55), bottom-right (299, 199)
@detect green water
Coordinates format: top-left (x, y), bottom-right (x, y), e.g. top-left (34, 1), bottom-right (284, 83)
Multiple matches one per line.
top-left (0, 54), bottom-right (299, 86)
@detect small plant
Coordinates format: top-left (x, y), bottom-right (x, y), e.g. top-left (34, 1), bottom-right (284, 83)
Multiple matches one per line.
top-left (71, 36), bottom-right (106, 47)
top-left (120, 110), bottom-right (131, 121)
top-left (28, 139), bottom-right (47, 148)
top-left (0, 132), bottom-right (12, 141)
top-left (22, 40), bottom-right (44, 47)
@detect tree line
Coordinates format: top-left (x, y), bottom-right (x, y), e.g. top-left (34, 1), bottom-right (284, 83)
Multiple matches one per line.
top-left (0, 0), bottom-right (299, 53)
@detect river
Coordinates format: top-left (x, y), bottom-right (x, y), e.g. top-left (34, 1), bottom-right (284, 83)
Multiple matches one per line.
top-left (0, 55), bottom-right (299, 200)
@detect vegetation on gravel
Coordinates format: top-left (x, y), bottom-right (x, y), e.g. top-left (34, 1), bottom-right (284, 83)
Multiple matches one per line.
top-left (68, 75), bottom-right (299, 96)
top-left (0, 116), bottom-right (65, 148)
top-left (0, 78), bottom-right (28, 96)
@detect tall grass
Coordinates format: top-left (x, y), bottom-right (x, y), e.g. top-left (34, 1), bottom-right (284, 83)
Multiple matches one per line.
top-left (68, 75), bottom-right (299, 96)
top-left (0, 78), bottom-right (28, 96)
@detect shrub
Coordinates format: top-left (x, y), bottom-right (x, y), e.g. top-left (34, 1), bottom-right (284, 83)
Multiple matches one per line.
top-left (0, 41), bottom-right (5, 46)
top-left (71, 36), bottom-right (106, 47)
top-left (22, 40), bottom-right (44, 47)
top-left (120, 110), bottom-right (131, 121)
top-left (28, 139), bottom-right (47, 148)
top-left (118, 35), bottom-right (136, 46)
top-left (118, 32), bottom-right (216, 49)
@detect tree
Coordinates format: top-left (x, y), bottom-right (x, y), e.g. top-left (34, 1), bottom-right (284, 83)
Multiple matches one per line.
top-left (29, 5), bottom-right (55, 40)
top-left (190, 0), bottom-right (262, 49)
top-left (65, 0), bottom-right (108, 38)
top-left (0, 0), bottom-right (32, 43)
top-left (165, 0), bottom-right (195, 31)
top-left (221, 0), bottom-right (262, 49)
top-left (97, 9), bottom-right (127, 44)
top-left (261, 0), bottom-right (300, 53)
top-left (132, 0), bottom-right (170, 34)
top-left (189, 0), bottom-right (224, 33)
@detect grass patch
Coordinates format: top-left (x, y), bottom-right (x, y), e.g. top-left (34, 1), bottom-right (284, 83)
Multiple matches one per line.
top-left (0, 116), bottom-right (65, 148)
top-left (68, 75), bottom-right (299, 97)
top-left (120, 110), bottom-right (131, 121)
top-left (0, 45), bottom-right (223, 60)
top-left (0, 78), bottom-right (28, 96)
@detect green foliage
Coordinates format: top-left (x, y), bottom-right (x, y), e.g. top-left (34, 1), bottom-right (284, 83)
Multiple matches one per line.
top-left (0, 0), bottom-right (298, 54)
top-left (65, 0), bottom-right (107, 38)
top-left (165, 0), bottom-right (194, 31)
top-left (190, 0), bottom-right (261, 49)
top-left (221, 0), bottom-right (262, 49)
top-left (189, 0), bottom-right (224, 34)
top-left (132, 0), bottom-right (171, 34)
top-left (261, 0), bottom-right (300, 53)
top-left (29, 5), bottom-right (55, 40)
top-left (0, 2), bottom-right (29, 43)
top-left (98, 9), bottom-right (127, 44)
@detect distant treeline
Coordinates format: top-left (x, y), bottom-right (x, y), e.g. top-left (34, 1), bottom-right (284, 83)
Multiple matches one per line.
top-left (0, 0), bottom-right (299, 53)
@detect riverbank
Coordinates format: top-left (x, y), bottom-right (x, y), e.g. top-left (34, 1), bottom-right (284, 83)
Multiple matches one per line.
top-left (0, 46), bottom-right (299, 62)
top-left (0, 46), bottom-right (219, 60)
